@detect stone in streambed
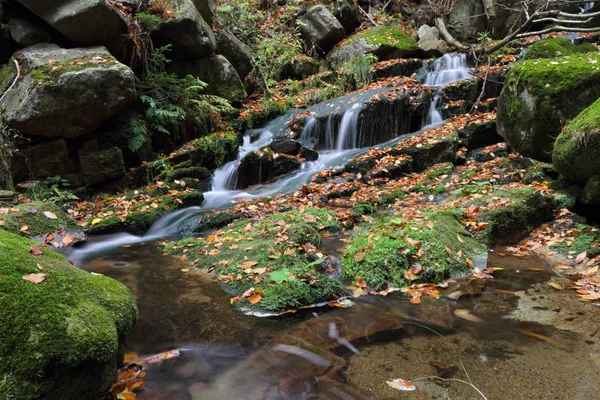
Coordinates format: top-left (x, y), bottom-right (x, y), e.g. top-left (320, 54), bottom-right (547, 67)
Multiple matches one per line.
top-left (269, 139), bottom-right (302, 155)
top-left (0, 229), bottom-right (138, 400)
top-left (418, 25), bottom-right (446, 56)
top-left (297, 5), bottom-right (345, 54)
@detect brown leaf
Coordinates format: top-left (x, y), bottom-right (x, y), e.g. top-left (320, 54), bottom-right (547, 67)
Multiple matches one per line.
top-left (29, 247), bottom-right (43, 255)
top-left (548, 282), bottom-right (564, 290)
top-left (466, 258), bottom-right (474, 269)
top-left (22, 273), bottom-right (46, 284)
top-left (20, 225), bottom-right (30, 235)
top-left (44, 211), bottom-right (57, 220)
top-left (248, 293), bottom-right (263, 304)
top-left (354, 252), bottom-right (365, 263)
top-left (456, 233), bottom-right (464, 243)
top-left (62, 236), bottom-right (74, 246)
top-left (576, 252), bottom-right (588, 264)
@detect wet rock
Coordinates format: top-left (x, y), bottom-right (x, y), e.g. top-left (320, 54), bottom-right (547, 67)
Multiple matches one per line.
top-left (418, 25), bottom-right (446, 56)
top-left (169, 55), bottom-right (247, 104)
top-left (334, 2), bottom-right (359, 34)
top-left (282, 55), bottom-right (321, 79)
top-left (218, 30), bottom-right (253, 80)
top-left (79, 148), bottom-right (126, 186)
top-left (151, 0), bottom-right (216, 60)
top-left (269, 139), bottom-right (302, 155)
top-left (16, 0), bottom-right (129, 56)
top-left (457, 119), bottom-right (502, 151)
top-left (497, 52), bottom-right (600, 162)
top-left (165, 166), bottom-right (212, 192)
top-left (300, 147), bottom-right (319, 161)
top-left (235, 150), bottom-right (301, 189)
top-left (0, 229), bottom-right (138, 400)
top-left (580, 175), bottom-right (600, 206)
top-left (398, 135), bottom-right (458, 172)
top-left (297, 5), bottom-right (345, 55)
top-left (8, 18), bottom-right (51, 47)
top-left (327, 26), bottom-right (421, 68)
top-left (372, 58), bottom-right (423, 79)
top-left (553, 97), bottom-right (600, 184)
top-left (3, 43), bottom-right (136, 139)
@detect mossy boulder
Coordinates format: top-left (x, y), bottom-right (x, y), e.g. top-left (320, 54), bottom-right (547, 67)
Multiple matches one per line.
top-left (553, 97), bottom-right (600, 184)
top-left (523, 38), bottom-right (597, 61)
top-left (0, 230), bottom-right (138, 399)
top-left (342, 210), bottom-right (486, 290)
top-left (2, 43), bottom-right (136, 139)
top-left (580, 175), bottom-right (600, 206)
top-left (235, 150), bottom-right (301, 189)
top-left (165, 208), bottom-right (345, 314)
top-left (0, 201), bottom-right (77, 237)
top-left (327, 26), bottom-right (420, 68)
top-left (497, 52), bottom-right (600, 161)
top-left (170, 132), bottom-right (240, 170)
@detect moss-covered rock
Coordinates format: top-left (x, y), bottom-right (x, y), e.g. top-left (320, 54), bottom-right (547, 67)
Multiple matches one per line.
top-left (235, 149), bottom-right (301, 189)
top-left (497, 52), bottom-right (600, 161)
top-left (327, 26), bottom-right (420, 67)
top-left (523, 38), bottom-right (597, 61)
top-left (342, 210), bottom-right (485, 289)
top-left (0, 201), bottom-right (76, 237)
top-left (165, 208), bottom-right (345, 313)
top-left (169, 132), bottom-right (239, 170)
top-left (553, 97), bottom-right (600, 184)
top-left (0, 230), bottom-right (138, 399)
top-left (580, 175), bottom-right (600, 206)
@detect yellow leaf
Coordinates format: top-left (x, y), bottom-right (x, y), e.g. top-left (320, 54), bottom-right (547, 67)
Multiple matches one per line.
top-left (91, 218), bottom-right (103, 226)
top-left (548, 282), bottom-right (564, 290)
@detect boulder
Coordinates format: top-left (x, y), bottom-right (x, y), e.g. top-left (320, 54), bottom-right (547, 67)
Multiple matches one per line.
top-left (0, 24), bottom-right (12, 64)
top-left (235, 150), bottom-right (301, 189)
top-left (218, 30), bottom-right (253, 80)
top-left (418, 25), bottom-right (446, 56)
top-left (151, 0), bottom-right (216, 60)
top-left (448, 0), bottom-right (486, 41)
top-left (553, 97), bottom-right (600, 185)
top-left (497, 52), bottom-right (600, 162)
top-left (334, 2), bottom-right (359, 34)
top-left (79, 148), bottom-right (126, 186)
top-left (192, 0), bottom-right (215, 26)
top-left (2, 43), bottom-right (136, 139)
top-left (580, 176), bottom-right (600, 206)
top-left (327, 26), bottom-right (421, 67)
top-left (11, 139), bottom-right (78, 182)
top-left (523, 37), bottom-right (597, 60)
top-left (282, 55), bottom-right (321, 79)
top-left (297, 5), bottom-right (345, 54)
top-left (270, 139), bottom-right (302, 155)
top-left (8, 18), bottom-right (51, 47)
top-left (169, 55), bottom-right (247, 103)
top-left (0, 229), bottom-right (138, 399)
top-left (16, 0), bottom-right (128, 56)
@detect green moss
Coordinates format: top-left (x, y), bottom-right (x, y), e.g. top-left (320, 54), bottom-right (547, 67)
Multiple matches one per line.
top-left (0, 230), bottom-right (137, 399)
top-left (181, 132), bottom-right (239, 169)
top-left (31, 56), bottom-right (118, 86)
top-left (0, 62), bottom-right (16, 93)
top-left (165, 208), bottom-right (344, 313)
top-left (523, 38), bottom-right (597, 60)
top-left (347, 26), bottom-right (417, 50)
top-left (0, 201), bottom-right (76, 237)
top-left (552, 223), bottom-right (599, 257)
top-left (342, 210), bottom-right (484, 289)
top-left (427, 163), bottom-right (454, 179)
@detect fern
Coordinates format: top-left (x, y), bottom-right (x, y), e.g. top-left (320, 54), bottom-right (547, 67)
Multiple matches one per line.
top-left (128, 116), bottom-right (149, 152)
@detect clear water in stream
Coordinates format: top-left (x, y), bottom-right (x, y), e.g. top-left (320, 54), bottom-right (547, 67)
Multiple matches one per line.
top-left (69, 55), bottom-right (600, 399)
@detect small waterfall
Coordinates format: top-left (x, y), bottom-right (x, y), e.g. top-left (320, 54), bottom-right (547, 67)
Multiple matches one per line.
top-left (335, 103), bottom-right (361, 151)
top-left (212, 131), bottom-right (273, 191)
top-left (581, 2), bottom-right (595, 12)
top-left (298, 117), bottom-right (317, 147)
top-left (424, 54), bottom-right (471, 87)
top-left (426, 95), bottom-right (443, 126)
top-left (324, 115), bottom-right (335, 150)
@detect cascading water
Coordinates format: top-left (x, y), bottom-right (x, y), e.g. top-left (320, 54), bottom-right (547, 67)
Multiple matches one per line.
top-left (581, 2), bottom-right (595, 12)
top-left (336, 103), bottom-right (361, 150)
top-left (424, 53), bottom-right (471, 86)
top-left (425, 95), bottom-right (444, 126)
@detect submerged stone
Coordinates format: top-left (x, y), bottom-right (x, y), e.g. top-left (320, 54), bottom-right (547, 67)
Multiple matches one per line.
top-left (0, 229), bottom-right (138, 399)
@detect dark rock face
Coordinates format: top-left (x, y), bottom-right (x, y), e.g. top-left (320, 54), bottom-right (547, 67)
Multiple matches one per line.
top-left (0, 24), bottom-right (12, 64)
top-left (334, 2), bottom-right (359, 34)
top-left (235, 151), bottom-right (301, 189)
top-left (297, 5), bottom-right (345, 54)
top-left (282, 56), bottom-right (321, 80)
top-left (192, 0), bottom-right (215, 26)
top-left (457, 120), bottom-right (502, 151)
top-left (269, 139), bottom-right (302, 155)
top-left (169, 55), bottom-right (247, 104)
top-left (11, 139), bottom-right (78, 183)
top-left (218, 30), bottom-right (254, 80)
top-left (152, 0), bottom-right (217, 59)
top-left (3, 43), bottom-right (136, 139)
top-left (8, 18), bottom-right (51, 47)
top-left (79, 148), bottom-right (126, 185)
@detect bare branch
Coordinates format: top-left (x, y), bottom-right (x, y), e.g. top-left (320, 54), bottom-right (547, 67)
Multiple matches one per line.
top-left (358, 5), bottom-right (378, 26)
top-left (516, 25), bottom-right (600, 37)
top-left (533, 17), bottom-right (593, 23)
top-left (435, 17), bottom-right (469, 50)
top-left (0, 58), bottom-right (21, 107)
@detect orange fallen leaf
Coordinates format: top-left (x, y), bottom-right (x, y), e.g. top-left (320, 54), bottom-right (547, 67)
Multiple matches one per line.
top-left (22, 273), bottom-right (46, 284)
top-left (548, 282), bottom-right (564, 290)
top-left (248, 293), bottom-right (263, 304)
top-left (62, 236), bottom-right (74, 246)
top-left (354, 252), bottom-right (365, 262)
top-left (29, 247), bottom-right (43, 255)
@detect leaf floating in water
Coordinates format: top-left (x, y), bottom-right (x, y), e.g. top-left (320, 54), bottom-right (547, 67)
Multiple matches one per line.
top-left (454, 309), bottom-right (483, 322)
top-left (548, 282), bottom-right (564, 290)
top-left (22, 273), bottom-right (46, 284)
top-left (386, 378), bottom-right (416, 391)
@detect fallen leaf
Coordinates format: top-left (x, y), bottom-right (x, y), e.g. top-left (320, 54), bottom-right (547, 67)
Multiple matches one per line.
top-left (29, 247), bottom-right (43, 255)
top-left (548, 282), bottom-right (564, 291)
top-left (91, 218), bottom-right (103, 226)
top-left (354, 252), bottom-right (365, 262)
top-left (62, 236), bottom-right (74, 246)
top-left (386, 378), bottom-right (416, 391)
top-left (466, 258), bottom-right (474, 269)
top-left (456, 233), bottom-right (464, 243)
top-left (454, 309), bottom-right (483, 322)
top-left (20, 225), bottom-right (30, 235)
top-left (248, 293), bottom-right (263, 304)
top-left (22, 273), bottom-right (46, 284)
top-left (44, 211), bottom-right (57, 220)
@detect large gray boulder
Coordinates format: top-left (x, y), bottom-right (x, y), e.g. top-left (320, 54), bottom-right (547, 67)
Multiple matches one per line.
top-left (152, 0), bottom-right (216, 60)
top-left (334, 2), bottom-right (359, 34)
top-left (298, 5), bottom-right (345, 54)
top-left (2, 43), bottom-right (136, 139)
top-left (192, 0), bottom-right (215, 26)
top-left (169, 55), bottom-right (247, 103)
top-left (16, 0), bottom-right (128, 54)
top-left (418, 25), bottom-right (446, 56)
top-left (327, 26), bottom-right (420, 68)
top-left (8, 18), bottom-right (51, 47)
top-left (218, 30), bottom-right (253, 80)
top-left (497, 52), bottom-right (600, 161)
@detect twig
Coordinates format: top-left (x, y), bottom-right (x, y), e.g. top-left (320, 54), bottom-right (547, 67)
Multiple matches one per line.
top-left (471, 57), bottom-right (491, 114)
top-left (358, 5), bottom-right (378, 26)
top-left (410, 376), bottom-right (488, 399)
top-left (0, 58), bottom-right (21, 107)
top-left (435, 17), bottom-right (469, 50)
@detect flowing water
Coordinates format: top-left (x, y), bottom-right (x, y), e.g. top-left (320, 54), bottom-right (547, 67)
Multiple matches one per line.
top-left (68, 55), bottom-right (600, 399)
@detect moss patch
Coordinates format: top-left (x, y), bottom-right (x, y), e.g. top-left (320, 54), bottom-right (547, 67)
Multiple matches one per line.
top-left (0, 201), bottom-right (76, 237)
top-left (523, 38), bottom-right (597, 60)
top-left (165, 208), bottom-right (345, 313)
top-left (0, 230), bottom-right (138, 399)
top-left (31, 55), bottom-right (118, 86)
top-left (347, 26), bottom-right (417, 51)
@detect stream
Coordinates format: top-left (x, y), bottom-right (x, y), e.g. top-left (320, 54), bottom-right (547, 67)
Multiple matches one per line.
top-left (70, 55), bottom-right (600, 399)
